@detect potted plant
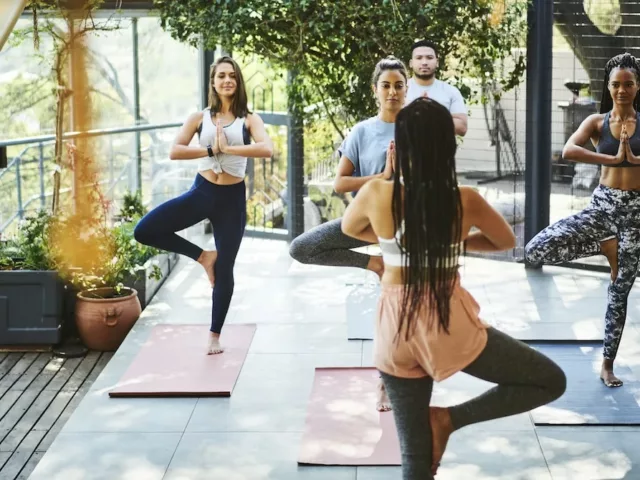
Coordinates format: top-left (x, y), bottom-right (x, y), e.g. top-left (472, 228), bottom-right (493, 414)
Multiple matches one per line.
top-left (0, 211), bottom-right (65, 346)
top-left (65, 219), bottom-right (144, 352)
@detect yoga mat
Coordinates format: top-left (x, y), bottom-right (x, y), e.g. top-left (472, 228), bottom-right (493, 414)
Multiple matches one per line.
top-left (298, 367), bottom-right (401, 466)
top-left (109, 324), bottom-right (256, 397)
top-left (530, 343), bottom-right (640, 425)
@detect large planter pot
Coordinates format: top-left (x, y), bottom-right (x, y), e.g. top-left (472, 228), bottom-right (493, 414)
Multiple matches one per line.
top-left (75, 287), bottom-right (141, 351)
top-left (0, 270), bottom-right (64, 345)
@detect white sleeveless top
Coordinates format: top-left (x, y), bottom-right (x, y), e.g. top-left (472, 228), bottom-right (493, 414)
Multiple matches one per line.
top-left (197, 108), bottom-right (249, 178)
top-left (378, 221), bottom-right (462, 267)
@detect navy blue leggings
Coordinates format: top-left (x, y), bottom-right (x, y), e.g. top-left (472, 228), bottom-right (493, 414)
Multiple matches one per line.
top-left (134, 174), bottom-right (246, 333)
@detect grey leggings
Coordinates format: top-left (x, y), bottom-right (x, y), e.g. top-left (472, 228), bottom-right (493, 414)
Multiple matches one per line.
top-left (380, 327), bottom-right (566, 480)
top-left (289, 218), bottom-right (373, 269)
top-left (525, 184), bottom-right (640, 360)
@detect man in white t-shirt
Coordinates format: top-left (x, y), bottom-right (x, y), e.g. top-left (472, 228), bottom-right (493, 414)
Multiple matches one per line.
top-left (405, 39), bottom-right (468, 136)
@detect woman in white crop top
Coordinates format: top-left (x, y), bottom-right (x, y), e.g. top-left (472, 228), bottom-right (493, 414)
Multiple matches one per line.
top-left (134, 56), bottom-right (273, 355)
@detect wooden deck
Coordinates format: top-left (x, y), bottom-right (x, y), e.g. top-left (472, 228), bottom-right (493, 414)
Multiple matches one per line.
top-left (0, 351), bottom-right (112, 479)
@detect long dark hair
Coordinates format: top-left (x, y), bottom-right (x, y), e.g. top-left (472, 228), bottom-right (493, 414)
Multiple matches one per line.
top-left (392, 97), bottom-right (462, 339)
top-left (600, 53), bottom-right (640, 114)
top-left (209, 56), bottom-right (251, 118)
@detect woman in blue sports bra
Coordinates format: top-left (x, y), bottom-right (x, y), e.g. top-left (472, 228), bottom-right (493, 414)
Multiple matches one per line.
top-left (525, 53), bottom-right (640, 387)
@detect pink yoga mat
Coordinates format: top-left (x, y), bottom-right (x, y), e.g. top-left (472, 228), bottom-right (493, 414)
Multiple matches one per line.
top-left (298, 367), bottom-right (401, 465)
top-left (108, 324), bottom-right (256, 397)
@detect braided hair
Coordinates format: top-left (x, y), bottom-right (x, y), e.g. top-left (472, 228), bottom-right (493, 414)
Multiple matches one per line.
top-left (600, 53), bottom-right (640, 114)
top-left (392, 97), bottom-right (462, 340)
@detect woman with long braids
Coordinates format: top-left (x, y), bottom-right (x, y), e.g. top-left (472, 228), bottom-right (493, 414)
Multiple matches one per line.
top-left (525, 53), bottom-right (640, 387)
top-left (134, 56), bottom-right (273, 354)
top-left (342, 97), bottom-right (566, 479)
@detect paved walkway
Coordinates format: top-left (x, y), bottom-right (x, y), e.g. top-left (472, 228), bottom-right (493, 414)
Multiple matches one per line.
top-left (27, 237), bottom-right (640, 480)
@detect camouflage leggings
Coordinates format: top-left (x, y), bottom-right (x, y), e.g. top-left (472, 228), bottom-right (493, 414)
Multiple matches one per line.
top-left (525, 184), bottom-right (640, 360)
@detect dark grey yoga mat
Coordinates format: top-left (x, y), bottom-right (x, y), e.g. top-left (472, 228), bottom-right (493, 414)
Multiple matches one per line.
top-left (529, 343), bottom-right (640, 425)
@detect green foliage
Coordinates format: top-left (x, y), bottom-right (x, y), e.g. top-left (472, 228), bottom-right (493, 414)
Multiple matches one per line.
top-left (109, 216), bottom-right (162, 285)
top-left (56, 212), bottom-right (162, 291)
top-left (584, 0), bottom-right (621, 35)
top-left (0, 210), bottom-right (57, 271)
top-left (155, 0), bottom-right (530, 134)
top-left (118, 190), bottom-right (147, 221)
top-left (0, 210), bottom-right (162, 292)
top-left (246, 196), bottom-right (275, 229)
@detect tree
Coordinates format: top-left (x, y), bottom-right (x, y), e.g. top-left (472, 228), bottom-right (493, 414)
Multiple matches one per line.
top-left (554, 0), bottom-right (640, 105)
top-left (20, 0), bottom-right (121, 212)
top-left (154, 0), bottom-right (529, 137)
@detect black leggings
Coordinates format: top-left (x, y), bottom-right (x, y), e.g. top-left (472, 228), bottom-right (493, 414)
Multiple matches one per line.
top-left (380, 328), bottom-right (566, 480)
top-left (289, 218), bottom-right (373, 269)
top-left (134, 174), bottom-right (246, 333)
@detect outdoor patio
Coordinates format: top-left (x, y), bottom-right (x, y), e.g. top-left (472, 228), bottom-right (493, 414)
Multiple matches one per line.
top-left (22, 234), bottom-right (640, 480)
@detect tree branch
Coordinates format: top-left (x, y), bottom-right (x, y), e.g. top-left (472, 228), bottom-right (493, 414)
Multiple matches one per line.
top-left (312, 83), bottom-right (346, 140)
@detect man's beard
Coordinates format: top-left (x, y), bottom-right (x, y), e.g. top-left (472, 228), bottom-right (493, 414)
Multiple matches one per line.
top-left (414, 72), bottom-right (435, 81)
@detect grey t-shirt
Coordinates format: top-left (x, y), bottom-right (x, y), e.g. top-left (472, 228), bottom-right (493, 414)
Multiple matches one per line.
top-left (340, 116), bottom-right (395, 177)
top-left (405, 78), bottom-right (467, 114)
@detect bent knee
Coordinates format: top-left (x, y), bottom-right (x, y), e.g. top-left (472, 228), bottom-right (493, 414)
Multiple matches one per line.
top-left (133, 222), bottom-right (153, 245)
top-left (289, 236), bottom-right (312, 263)
top-left (546, 362), bottom-right (567, 401)
top-left (524, 241), bottom-right (543, 266)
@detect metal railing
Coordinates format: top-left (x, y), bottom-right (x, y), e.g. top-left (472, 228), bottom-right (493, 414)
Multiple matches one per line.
top-left (1, 122), bottom-right (182, 234)
top-left (0, 120), bottom-right (291, 238)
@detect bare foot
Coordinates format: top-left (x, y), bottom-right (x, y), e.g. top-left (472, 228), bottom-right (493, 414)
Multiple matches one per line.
top-left (367, 255), bottom-right (385, 281)
top-left (207, 332), bottom-right (224, 355)
top-left (430, 407), bottom-right (454, 476)
top-left (197, 250), bottom-right (218, 287)
top-left (600, 359), bottom-right (623, 387)
top-left (376, 380), bottom-right (392, 412)
top-left (600, 237), bottom-right (618, 281)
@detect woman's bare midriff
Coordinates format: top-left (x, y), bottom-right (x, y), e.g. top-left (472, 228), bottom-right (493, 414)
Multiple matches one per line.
top-left (199, 169), bottom-right (244, 185)
top-left (600, 167), bottom-right (640, 191)
top-left (381, 266), bottom-right (404, 285)
top-left (380, 265), bottom-right (459, 286)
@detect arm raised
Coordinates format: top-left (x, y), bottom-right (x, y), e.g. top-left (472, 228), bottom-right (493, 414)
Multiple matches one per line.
top-left (169, 112), bottom-right (209, 160)
top-left (220, 113), bottom-right (274, 158)
top-left (562, 114), bottom-right (623, 166)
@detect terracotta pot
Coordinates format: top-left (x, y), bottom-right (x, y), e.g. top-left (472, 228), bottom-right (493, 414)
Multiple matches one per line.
top-left (75, 287), bottom-right (142, 351)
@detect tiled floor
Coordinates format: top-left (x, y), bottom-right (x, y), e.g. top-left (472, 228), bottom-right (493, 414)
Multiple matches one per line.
top-left (28, 237), bottom-right (640, 479)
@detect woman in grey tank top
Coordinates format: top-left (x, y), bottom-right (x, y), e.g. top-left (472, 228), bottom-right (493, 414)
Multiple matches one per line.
top-left (134, 57), bottom-right (273, 355)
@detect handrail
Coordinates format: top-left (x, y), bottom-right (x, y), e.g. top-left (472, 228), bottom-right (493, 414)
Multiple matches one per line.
top-left (0, 122), bottom-right (182, 147)
top-left (0, 109), bottom-right (287, 147)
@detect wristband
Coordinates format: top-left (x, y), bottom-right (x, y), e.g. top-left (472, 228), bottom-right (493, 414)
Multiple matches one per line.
top-left (207, 144), bottom-right (214, 157)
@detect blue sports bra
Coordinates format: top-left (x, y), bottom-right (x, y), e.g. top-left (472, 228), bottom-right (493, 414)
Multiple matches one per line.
top-left (596, 112), bottom-right (640, 167)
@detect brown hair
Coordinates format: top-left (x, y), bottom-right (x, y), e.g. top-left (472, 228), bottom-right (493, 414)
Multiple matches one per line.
top-left (208, 56), bottom-right (251, 117)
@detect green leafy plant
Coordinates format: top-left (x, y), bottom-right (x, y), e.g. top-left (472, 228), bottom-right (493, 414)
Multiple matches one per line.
top-left (0, 210), bottom-right (57, 271)
top-left (64, 216), bottom-right (162, 296)
top-left (0, 210), bottom-right (163, 299)
top-left (155, 0), bottom-right (530, 137)
top-left (117, 190), bottom-right (147, 221)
